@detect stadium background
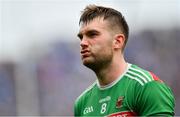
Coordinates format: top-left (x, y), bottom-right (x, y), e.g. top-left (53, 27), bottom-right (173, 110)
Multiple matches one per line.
top-left (0, 0), bottom-right (179, 116)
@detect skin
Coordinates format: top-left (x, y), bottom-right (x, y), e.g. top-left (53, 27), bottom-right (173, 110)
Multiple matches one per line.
top-left (77, 17), bottom-right (128, 86)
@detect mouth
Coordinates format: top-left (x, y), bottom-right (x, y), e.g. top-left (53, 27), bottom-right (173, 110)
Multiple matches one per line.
top-left (81, 50), bottom-right (91, 58)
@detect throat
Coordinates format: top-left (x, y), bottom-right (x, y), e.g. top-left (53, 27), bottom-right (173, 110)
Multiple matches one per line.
top-left (96, 62), bottom-right (128, 87)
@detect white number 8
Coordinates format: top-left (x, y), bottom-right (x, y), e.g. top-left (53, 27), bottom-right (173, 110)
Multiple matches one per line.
top-left (100, 103), bottom-right (107, 114)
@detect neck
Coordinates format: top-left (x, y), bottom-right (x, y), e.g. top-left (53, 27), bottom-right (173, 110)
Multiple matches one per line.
top-left (95, 55), bottom-right (127, 86)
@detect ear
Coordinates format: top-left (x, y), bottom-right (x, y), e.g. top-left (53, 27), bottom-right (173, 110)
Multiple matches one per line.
top-left (113, 34), bottom-right (125, 50)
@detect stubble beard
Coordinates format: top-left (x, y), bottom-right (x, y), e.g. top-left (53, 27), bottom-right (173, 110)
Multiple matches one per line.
top-left (83, 51), bottom-right (113, 73)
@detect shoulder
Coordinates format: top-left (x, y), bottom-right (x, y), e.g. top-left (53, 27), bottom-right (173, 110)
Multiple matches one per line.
top-left (124, 64), bottom-right (173, 98)
top-left (124, 64), bottom-right (174, 116)
top-left (75, 81), bottom-right (96, 104)
top-left (74, 82), bottom-right (97, 115)
top-left (125, 64), bottom-right (162, 86)
top-left (125, 64), bottom-right (174, 98)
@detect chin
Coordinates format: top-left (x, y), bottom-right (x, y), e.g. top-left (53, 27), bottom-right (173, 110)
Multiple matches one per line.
top-left (82, 59), bottom-right (95, 68)
top-left (82, 57), bottom-right (93, 64)
top-left (82, 60), bottom-right (101, 72)
top-left (82, 60), bottom-right (93, 66)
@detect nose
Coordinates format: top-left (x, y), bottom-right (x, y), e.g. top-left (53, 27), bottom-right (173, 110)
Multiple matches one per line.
top-left (80, 38), bottom-right (89, 49)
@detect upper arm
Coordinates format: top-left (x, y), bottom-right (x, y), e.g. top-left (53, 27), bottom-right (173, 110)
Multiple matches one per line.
top-left (135, 81), bottom-right (175, 116)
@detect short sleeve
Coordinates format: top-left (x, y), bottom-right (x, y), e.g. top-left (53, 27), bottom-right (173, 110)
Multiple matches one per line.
top-left (74, 99), bottom-right (80, 116)
top-left (135, 81), bottom-right (175, 116)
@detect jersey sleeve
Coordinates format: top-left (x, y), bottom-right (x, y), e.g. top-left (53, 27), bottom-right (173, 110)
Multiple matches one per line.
top-left (74, 99), bottom-right (81, 116)
top-left (135, 80), bottom-right (175, 116)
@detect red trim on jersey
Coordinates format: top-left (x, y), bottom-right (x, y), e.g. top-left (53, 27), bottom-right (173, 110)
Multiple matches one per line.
top-left (108, 111), bottom-right (137, 117)
top-left (150, 72), bottom-right (163, 82)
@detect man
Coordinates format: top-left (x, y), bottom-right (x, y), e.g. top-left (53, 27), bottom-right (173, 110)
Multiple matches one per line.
top-left (74, 4), bottom-right (175, 116)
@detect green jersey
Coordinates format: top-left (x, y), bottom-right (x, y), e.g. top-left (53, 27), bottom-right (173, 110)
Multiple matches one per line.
top-left (74, 63), bottom-right (175, 116)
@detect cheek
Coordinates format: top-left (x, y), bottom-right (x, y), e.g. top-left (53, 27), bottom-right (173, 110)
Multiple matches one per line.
top-left (92, 41), bottom-right (113, 54)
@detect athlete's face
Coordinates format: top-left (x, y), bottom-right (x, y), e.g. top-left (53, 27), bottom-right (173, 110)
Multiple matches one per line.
top-left (77, 17), bottom-right (114, 70)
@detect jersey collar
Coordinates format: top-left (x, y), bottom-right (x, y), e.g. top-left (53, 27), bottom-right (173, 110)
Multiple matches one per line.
top-left (97, 63), bottom-right (131, 90)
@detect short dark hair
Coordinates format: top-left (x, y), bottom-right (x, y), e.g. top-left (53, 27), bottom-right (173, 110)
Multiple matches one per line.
top-left (79, 4), bottom-right (129, 50)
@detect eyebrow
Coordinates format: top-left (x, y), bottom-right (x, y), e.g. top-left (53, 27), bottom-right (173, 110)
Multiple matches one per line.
top-left (86, 30), bottom-right (100, 35)
top-left (77, 29), bottom-right (100, 38)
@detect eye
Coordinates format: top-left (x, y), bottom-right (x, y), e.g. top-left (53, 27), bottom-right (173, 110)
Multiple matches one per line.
top-left (77, 34), bottom-right (83, 40)
top-left (88, 33), bottom-right (97, 37)
top-left (87, 31), bottom-right (99, 38)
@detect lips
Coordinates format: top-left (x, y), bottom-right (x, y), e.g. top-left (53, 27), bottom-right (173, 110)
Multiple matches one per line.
top-left (81, 50), bottom-right (91, 58)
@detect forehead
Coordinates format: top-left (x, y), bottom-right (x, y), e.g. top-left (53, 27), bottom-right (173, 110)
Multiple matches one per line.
top-left (79, 17), bottom-right (110, 33)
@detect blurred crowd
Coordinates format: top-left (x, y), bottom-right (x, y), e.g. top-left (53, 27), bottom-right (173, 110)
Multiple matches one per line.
top-left (0, 28), bottom-right (179, 116)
